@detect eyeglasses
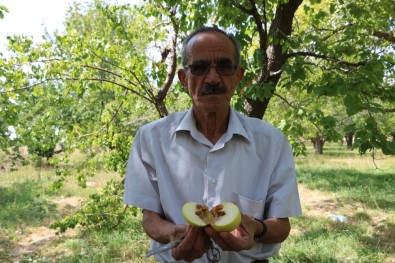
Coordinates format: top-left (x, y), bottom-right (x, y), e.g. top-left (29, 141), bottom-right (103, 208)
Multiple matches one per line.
top-left (184, 61), bottom-right (237, 76)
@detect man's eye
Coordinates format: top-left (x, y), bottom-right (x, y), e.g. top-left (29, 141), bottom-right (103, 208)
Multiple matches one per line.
top-left (192, 61), bottom-right (209, 67)
top-left (190, 63), bottom-right (209, 74)
top-left (192, 64), bottom-right (207, 70)
top-left (218, 62), bottom-right (233, 70)
top-left (220, 63), bottom-right (233, 69)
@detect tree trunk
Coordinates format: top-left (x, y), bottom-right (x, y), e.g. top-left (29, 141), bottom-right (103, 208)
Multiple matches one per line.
top-left (311, 136), bottom-right (325, 154)
top-left (241, 0), bottom-right (303, 120)
top-left (154, 98), bottom-right (168, 118)
top-left (345, 132), bottom-right (354, 149)
top-left (245, 98), bottom-right (271, 119)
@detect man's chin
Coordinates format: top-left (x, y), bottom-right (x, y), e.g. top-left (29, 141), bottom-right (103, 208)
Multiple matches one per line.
top-left (195, 98), bottom-right (230, 111)
top-left (198, 96), bottom-right (221, 104)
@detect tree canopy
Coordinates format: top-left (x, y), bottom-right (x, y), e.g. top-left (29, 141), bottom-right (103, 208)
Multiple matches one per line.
top-left (0, 0), bottom-right (394, 230)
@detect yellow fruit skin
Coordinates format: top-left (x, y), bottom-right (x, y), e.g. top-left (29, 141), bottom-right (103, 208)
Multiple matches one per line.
top-left (182, 202), bottom-right (207, 227)
top-left (182, 202), bottom-right (241, 232)
top-left (211, 202), bottom-right (241, 232)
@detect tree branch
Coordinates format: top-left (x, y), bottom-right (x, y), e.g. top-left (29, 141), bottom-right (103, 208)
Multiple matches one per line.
top-left (373, 31), bottom-right (395, 43)
top-left (304, 61), bottom-right (357, 73)
top-left (82, 64), bottom-right (139, 87)
top-left (90, 52), bottom-right (154, 98)
top-left (8, 55), bottom-right (156, 103)
top-left (233, 0), bottom-right (267, 54)
top-left (249, 0), bottom-right (267, 53)
top-left (232, 0), bottom-right (253, 14)
top-left (273, 92), bottom-right (298, 109)
top-left (286, 51), bottom-right (367, 67)
top-left (313, 23), bottom-right (354, 42)
top-left (266, 0), bottom-right (303, 82)
top-left (4, 77), bottom-right (153, 103)
top-left (156, 3), bottom-right (179, 102)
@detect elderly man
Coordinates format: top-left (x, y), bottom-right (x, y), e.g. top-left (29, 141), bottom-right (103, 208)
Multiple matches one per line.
top-left (123, 26), bottom-right (302, 262)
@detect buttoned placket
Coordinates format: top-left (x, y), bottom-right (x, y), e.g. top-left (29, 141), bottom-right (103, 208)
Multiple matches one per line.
top-left (205, 140), bottom-right (226, 209)
top-left (206, 150), bottom-right (217, 209)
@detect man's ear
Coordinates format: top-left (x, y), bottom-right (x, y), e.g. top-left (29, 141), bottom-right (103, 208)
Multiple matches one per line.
top-left (177, 68), bottom-right (188, 90)
top-left (236, 67), bottom-right (245, 82)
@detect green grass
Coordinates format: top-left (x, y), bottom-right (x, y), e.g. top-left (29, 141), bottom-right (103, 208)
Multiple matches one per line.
top-left (39, 217), bottom-right (152, 263)
top-left (0, 156), bottom-right (154, 263)
top-left (0, 144), bottom-right (394, 262)
top-left (0, 181), bottom-right (57, 229)
top-left (297, 168), bottom-right (395, 210)
top-left (273, 215), bottom-right (394, 263)
top-left (271, 143), bottom-right (395, 263)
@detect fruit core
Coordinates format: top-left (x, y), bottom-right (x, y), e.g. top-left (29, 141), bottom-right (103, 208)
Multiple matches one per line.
top-left (195, 204), bottom-right (226, 224)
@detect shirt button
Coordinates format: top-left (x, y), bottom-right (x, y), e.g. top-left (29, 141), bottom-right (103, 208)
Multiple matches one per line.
top-left (211, 179), bottom-right (217, 184)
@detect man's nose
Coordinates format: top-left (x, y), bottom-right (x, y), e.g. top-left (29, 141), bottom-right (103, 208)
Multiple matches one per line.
top-left (205, 65), bottom-right (221, 84)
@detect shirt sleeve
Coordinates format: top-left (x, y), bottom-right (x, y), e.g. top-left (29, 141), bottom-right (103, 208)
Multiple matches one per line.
top-left (123, 128), bottom-right (164, 215)
top-left (265, 135), bottom-right (302, 218)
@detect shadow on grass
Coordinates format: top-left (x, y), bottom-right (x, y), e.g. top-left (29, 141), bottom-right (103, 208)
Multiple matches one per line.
top-left (297, 168), bottom-right (395, 211)
top-left (0, 181), bottom-right (57, 229)
top-left (44, 215), bottom-right (153, 263)
top-left (320, 147), bottom-right (359, 158)
top-left (361, 221), bottom-right (395, 254)
top-left (273, 215), bottom-right (394, 263)
top-left (0, 233), bottom-right (16, 262)
top-left (0, 181), bottom-right (59, 261)
top-left (304, 143), bottom-right (359, 158)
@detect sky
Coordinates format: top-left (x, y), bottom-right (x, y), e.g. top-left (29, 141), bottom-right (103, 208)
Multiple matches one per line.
top-left (0, 0), bottom-right (141, 53)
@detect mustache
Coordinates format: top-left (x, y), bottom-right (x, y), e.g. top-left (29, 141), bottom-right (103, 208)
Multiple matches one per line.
top-left (199, 84), bottom-right (227, 96)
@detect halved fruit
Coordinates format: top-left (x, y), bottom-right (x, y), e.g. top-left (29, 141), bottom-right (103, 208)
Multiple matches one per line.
top-left (182, 202), bottom-right (241, 232)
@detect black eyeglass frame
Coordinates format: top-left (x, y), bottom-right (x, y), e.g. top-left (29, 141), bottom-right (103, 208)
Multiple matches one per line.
top-left (184, 62), bottom-right (238, 76)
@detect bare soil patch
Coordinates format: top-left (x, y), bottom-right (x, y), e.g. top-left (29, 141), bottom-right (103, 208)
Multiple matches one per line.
top-left (10, 186), bottom-right (339, 259)
top-left (17, 227), bottom-right (61, 255)
top-left (9, 197), bottom-right (81, 261)
top-left (298, 184), bottom-right (338, 217)
top-left (8, 185), bottom-right (392, 261)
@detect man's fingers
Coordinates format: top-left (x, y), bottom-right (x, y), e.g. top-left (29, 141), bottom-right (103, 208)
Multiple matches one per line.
top-left (205, 225), bottom-right (253, 252)
top-left (172, 227), bottom-right (209, 261)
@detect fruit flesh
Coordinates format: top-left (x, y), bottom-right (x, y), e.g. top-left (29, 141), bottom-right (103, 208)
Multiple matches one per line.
top-left (182, 202), bottom-right (241, 232)
top-left (211, 202), bottom-right (241, 232)
top-left (182, 202), bottom-right (207, 227)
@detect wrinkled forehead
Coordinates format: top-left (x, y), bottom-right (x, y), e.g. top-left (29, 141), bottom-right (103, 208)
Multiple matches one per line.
top-left (186, 32), bottom-right (236, 64)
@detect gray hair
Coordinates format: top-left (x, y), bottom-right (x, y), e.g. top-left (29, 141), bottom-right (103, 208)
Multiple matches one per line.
top-left (181, 26), bottom-right (241, 67)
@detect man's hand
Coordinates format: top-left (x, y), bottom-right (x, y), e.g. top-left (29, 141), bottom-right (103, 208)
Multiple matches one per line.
top-left (172, 226), bottom-right (210, 262)
top-left (205, 214), bottom-right (291, 251)
top-left (204, 214), bottom-right (255, 251)
top-left (143, 210), bottom-right (210, 261)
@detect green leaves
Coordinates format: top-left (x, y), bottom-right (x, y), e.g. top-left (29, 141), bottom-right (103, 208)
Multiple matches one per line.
top-left (1, 0), bottom-right (395, 233)
top-left (354, 116), bottom-right (395, 155)
top-left (344, 94), bottom-right (363, 116)
top-left (50, 179), bottom-right (137, 233)
top-left (0, 5), bottom-right (9, 19)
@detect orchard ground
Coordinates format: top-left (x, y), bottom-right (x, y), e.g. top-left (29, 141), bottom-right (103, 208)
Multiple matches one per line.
top-left (0, 143), bottom-right (394, 262)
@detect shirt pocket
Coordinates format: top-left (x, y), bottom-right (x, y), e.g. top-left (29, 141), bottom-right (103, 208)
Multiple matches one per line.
top-left (231, 192), bottom-right (265, 220)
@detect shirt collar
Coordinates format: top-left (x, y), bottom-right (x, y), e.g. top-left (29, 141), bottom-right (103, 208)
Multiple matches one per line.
top-left (175, 108), bottom-right (251, 143)
top-left (175, 108), bottom-right (196, 133)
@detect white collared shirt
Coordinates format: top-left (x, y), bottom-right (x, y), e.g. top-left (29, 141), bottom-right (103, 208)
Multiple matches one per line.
top-left (124, 108), bottom-right (302, 262)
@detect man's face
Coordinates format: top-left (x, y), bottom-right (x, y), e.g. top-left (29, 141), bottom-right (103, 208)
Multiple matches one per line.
top-left (178, 32), bottom-right (244, 114)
